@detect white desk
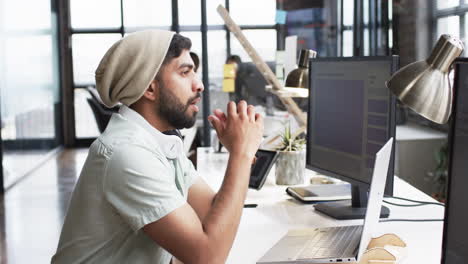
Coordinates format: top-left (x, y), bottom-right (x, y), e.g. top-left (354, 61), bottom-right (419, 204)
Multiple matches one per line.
top-left (197, 147), bottom-right (445, 264)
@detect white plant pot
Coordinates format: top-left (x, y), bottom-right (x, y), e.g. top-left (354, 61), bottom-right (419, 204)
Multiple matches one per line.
top-left (275, 150), bottom-right (306, 185)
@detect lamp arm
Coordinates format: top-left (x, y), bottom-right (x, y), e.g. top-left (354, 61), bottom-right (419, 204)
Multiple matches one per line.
top-left (217, 5), bottom-right (307, 127)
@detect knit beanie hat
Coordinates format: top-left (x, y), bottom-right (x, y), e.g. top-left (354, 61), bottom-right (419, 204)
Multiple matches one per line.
top-left (95, 29), bottom-right (175, 108)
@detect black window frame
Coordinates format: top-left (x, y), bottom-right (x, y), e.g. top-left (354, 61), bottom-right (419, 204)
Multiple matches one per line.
top-left (65, 0), bottom-right (278, 147)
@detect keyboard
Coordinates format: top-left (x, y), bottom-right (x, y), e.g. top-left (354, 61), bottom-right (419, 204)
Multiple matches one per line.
top-left (297, 225), bottom-right (362, 259)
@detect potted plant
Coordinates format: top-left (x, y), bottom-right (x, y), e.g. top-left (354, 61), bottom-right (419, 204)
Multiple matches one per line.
top-left (426, 141), bottom-right (448, 203)
top-left (275, 123), bottom-right (307, 185)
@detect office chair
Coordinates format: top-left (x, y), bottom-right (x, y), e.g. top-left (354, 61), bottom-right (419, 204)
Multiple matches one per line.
top-left (86, 86), bottom-right (119, 133)
top-left (86, 98), bottom-right (115, 133)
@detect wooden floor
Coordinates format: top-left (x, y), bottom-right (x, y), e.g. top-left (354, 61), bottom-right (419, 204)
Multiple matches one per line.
top-left (0, 148), bottom-right (89, 264)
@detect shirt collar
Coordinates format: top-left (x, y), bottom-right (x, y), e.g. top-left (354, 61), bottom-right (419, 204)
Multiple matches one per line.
top-left (119, 105), bottom-right (183, 159)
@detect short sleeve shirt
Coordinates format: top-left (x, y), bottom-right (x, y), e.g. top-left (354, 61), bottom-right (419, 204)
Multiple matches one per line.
top-left (51, 105), bottom-right (198, 264)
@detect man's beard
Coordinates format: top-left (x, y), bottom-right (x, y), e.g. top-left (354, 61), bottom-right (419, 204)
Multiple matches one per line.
top-left (157, 80), bottom-right (201, 129)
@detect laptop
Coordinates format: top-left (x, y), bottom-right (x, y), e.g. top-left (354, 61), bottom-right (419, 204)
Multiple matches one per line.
top-left (257, 138), bottom-right (393, 264)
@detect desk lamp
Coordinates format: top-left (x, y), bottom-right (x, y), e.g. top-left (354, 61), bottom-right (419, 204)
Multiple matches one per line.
top-left (386, 34), bottom-right (464, 123)
top-left (273, 49), bottom-right (317, 99)
top-left (285, 49), bottom-right (316, 89)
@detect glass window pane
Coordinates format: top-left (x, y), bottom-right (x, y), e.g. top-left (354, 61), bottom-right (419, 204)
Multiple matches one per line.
top-left (437, 0), bottom-right (459, 10)
top-left (3, 0), bottom-right (51, 30)
top-left (72, 34), bottom-right (122, 85)
top-left (179, 0), bottom-right (201, 26)
top-left (343, 0), bottom-right (354, 26)
top-left (389, 28), bottom-right (393, 50)
top-left (1, 0), bottom-right (61, 189)
top-left (75, 89), bottom-right (100, 138)
top-left (123, 0), bottom-right (172, 28)
top-left (363, 0), bottom-right (369, 25)
top-left (364, 28), bottom-right (369, 56)
top-left (437, 16), bottom-right (460, 40)
top-left (389, 1), bottom-right (393, 22)
top-left (2, 35), bottom-right (57, 140)
top-left (180, 31), bottom-right (203, 75)
top-left (70, 0), bottom-right (121, 28)
top-left (343, 30), bottom-right (353, 56)
top-left (207, 30), bottom-right (227, 89)
top-left (180, 31), bottom-right (202, 54)
top-left (230, 29), bottom-right (276, 62)
top-left (230, 0), bottom-right (276, 25)
top-left (465, 13), bottom-right (468, 52)
top-left (207, 0), bottom-right (225, 25)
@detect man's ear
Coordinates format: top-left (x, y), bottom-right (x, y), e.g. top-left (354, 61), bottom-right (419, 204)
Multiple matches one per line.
top-left (142, 79), bottom-right (158, 101)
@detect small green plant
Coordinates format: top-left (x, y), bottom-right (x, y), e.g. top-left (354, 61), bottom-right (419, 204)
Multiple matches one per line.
top-left (427, 141), bottom-right (448, 202)
top-left (277, 123), bottom-right (306, 152)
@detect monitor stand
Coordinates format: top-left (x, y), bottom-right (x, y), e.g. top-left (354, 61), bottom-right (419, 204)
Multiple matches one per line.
top-left (314, 185), bottom-right (390, 220)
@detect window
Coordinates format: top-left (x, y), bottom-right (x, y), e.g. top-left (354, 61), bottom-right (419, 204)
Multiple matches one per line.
top-left (1, 0), bottom-right (61, 189)
top-left (465, 12), bottom-right (468, 44)
top-left (207, 30), bottom-right (227, 87)
top-left (230, 0), bottom-right (276, 25)
top-left (342, 30), bottom-right (353, 57)
top-left (437, 16), bottom-right (460, 39)
top-left (70, 0), bottom-right (121, 28)
top-left (437, 0), bottom-right (459, 10)
top-left (72, 34), bottom-right (121, 85)
top-left (434, 1), bottom-right (467, 53)
top-left (179, 0), bottom-right (202, 26)
top-left (230, 30), bottom-right (277, 62)
top-left (342, 0), bottom-right (354, 56)
top-left (123, 0), bottom-right (172, 30)
top-left (207, 0), bottom-right (225, 25)
top-left (68, 0), bottom-right (278, 142)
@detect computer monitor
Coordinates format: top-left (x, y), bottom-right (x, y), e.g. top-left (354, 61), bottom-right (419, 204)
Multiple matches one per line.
top-left (306, 56), bottom-right (398, 220)
top-left (441, 58), bottom-right (468, 264)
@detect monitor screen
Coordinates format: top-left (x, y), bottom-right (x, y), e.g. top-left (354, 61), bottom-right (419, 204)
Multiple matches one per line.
top-left (442, 59), bottom-right (468, 264)
top-left (306, 56), bottom-right (397, 219)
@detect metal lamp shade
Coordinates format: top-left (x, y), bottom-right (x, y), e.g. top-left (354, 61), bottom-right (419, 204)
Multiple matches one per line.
top-left (386, 34), bottom-right (464, 124)
top-left (285, 49), bottom-right (311, 89)
top-left (285, 67), bottom-right (308, 88)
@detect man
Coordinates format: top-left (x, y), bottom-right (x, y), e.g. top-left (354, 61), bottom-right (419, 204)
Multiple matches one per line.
top-left (52, 30), bottom-right (263, 263)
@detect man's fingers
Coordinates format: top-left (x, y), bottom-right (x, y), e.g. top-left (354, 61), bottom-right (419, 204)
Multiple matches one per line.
top-left (213, 109), bottom-right (227, 122)
top-left (237, 100), bottom-right (248, 118)
top-left (247, 105), bottom-right (255, 121)
top-left (255, 113), bottom-right (264, 123)
top-left (208, 115), bottom-right (222, 135)
top-left (227, 101), bottom-right (237, 117)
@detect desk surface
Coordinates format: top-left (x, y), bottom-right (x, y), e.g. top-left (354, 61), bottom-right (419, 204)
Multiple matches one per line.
top-left (197, 147), bottom-right (445, 264)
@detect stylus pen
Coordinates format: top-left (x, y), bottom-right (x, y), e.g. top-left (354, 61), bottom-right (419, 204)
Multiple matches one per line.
top-left (243, 204), bottom-right (258, 208)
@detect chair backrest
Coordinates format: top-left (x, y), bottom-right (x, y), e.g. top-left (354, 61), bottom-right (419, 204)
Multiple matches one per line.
top-left (87, 86), bottom-right (119, 112)
top-left (87, 98), bottom-right (114, 133)
top-left (180, 126), bottom-right (197, 156)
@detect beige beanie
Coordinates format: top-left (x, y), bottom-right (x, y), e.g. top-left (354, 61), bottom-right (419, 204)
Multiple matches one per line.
top-left (95, 29), bottom-right (175, 108)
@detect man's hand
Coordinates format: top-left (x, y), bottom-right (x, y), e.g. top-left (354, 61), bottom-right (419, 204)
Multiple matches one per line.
top-left (208, 101), bottom-right (264, 159)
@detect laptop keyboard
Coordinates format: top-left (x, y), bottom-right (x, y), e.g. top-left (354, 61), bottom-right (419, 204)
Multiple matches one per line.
top-left (297, 225), bottom-right (363, 260)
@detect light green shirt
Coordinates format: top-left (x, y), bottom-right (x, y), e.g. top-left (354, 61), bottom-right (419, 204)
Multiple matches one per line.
top-left (52, 105), bottom-right (198, 264)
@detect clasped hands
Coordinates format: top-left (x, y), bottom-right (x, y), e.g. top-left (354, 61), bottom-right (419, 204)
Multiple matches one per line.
top-left (208, 101), bottom-right (264, 161)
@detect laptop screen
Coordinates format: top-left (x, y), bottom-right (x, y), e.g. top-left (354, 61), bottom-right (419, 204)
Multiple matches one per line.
top-left (356, 138), bottom-right (393, 260)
